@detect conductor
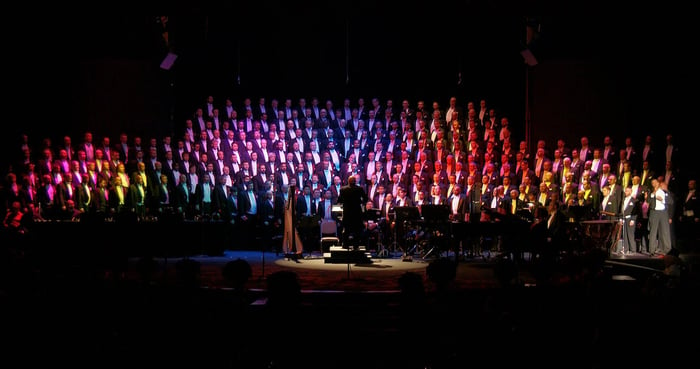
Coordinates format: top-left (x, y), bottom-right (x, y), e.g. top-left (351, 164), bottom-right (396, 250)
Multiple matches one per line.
top-left (337, 174), bottom-right (368, 249)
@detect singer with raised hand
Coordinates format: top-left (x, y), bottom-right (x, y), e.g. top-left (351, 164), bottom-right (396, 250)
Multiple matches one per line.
top-left (648, 178), bottom-right (673, 256)
top-left (337, 174), bottom-right (368, 250)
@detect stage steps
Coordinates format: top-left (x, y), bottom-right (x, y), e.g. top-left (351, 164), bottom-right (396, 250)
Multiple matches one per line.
top-left (324, 246), bottom-right (373, 264)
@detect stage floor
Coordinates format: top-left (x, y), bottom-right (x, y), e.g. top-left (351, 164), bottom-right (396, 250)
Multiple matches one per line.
top-left (118, 247), bottom-right (681, 293)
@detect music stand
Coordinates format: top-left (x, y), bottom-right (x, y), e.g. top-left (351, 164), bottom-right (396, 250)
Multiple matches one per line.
top-left (567, 205), bottom-right (588, 223)
top-left (515, 209), bottom-right (535, 223)
top-left (365, 208), bottom-right (382, 226)
top-left (420, 205), bottom-right (449, 222)
top-left (331, 204), bottom-right (345, 250)
top-left (395, 206), bottom-right (421, 223)
top-left (331, 204), bottom-right (344, 220)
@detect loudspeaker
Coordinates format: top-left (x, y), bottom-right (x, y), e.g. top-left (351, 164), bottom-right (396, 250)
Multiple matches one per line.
top-left (521, 49), bottom-right (538, 67)
top-left (160, 52), bottom-right (178, 70)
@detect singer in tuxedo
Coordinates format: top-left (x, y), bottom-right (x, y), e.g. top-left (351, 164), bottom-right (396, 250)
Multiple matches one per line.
top-left (620, 186), bottom-right (641, 254)
top-left (259, 190), bottom-right (282, 254)
top-left (238, 176), bottom-right (260, 249)
top-left (540, 200), bottom-right (568, 268)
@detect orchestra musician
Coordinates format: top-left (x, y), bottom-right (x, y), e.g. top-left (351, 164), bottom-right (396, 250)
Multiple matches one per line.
top-left (378, 192), bottom-right (396, 248)
top-left (363, 200), bottom-right (381, 251)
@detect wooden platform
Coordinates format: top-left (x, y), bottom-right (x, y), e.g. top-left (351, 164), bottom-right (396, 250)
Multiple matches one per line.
top-left (324, 246), bottom-right (373, 264)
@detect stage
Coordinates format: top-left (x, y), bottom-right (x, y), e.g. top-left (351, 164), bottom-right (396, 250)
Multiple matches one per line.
top-left (4, 219), bottom-right (688, 293)
top-left (4, 227), bottom-right (700, 369)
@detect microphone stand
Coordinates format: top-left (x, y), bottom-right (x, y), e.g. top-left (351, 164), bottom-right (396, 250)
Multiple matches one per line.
top-left (261, 244), bottom-right (266, 278)
top-left (337, 206), bottom-right (351, 279)
top-left (260, 186), bottom-right (277, 277)
top-left (345, 225), bottom-right (351, 280)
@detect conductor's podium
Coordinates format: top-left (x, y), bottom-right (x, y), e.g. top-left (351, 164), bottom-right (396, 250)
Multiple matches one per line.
top-left (324, 246), bottom-right (373, 264)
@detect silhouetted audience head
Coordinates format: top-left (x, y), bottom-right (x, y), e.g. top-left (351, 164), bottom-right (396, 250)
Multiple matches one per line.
top-left (135, 256), bottom-right (160, 284)
top-left (664, 249), bottom-right (685, 283)
top-left (493, 255), bottom-right (519, 287)
top-left (426, 257), bottom-right (457, 291)
top-left (581, 248), bottom-right (607, 275)
top-left (175, 258), bottom-right (201, 288)
top-left (398, 271), bottom-right (426, 304)
top-left (266, 270), bottom-right (301, 308)
top-left (222, 258), bottom-right (252, 289)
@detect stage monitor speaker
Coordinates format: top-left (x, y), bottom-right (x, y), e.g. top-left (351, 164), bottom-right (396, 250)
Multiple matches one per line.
top-left (160, 52), bottom-right (178, 70)
top-left (521, 49), bottom-right (538, 67)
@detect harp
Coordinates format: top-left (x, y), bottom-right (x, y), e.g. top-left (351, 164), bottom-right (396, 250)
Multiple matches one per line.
top-left (282, 184), bottom-right (304, 256)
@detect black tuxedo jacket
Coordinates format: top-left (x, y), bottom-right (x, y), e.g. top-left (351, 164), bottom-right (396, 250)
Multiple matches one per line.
top-left (238, 189), bottom-right (258, 217)
top-left (337, 184), bottom-right (368, 231)
top-left (296, 194), bottom-right (317, 218)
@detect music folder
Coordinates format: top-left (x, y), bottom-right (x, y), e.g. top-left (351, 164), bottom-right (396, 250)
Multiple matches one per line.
top-left (567, 205), bottom-right (589, 222)
top-left (516, 209), bottom-right (534, 222)
top-left (394, 206), bottom-right (420, 222)
top-left (365, 208), bottom-right (382, 220)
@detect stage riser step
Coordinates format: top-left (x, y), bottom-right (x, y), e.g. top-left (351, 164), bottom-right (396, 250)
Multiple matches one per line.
top-left (324, 250), bottom-right (373, 264)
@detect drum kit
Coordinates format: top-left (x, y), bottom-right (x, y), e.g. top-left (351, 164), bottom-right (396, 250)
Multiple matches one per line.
top-left (394, 205), bottom-right (449, 259)
top-left (403, 224), bottom-right (428, 255)
top-left (365, 205), bottom-right (434, 258)
top-left (402, 222), bottom-right (446, 259)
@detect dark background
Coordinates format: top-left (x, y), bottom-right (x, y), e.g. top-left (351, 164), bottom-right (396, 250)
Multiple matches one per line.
top-left (3, 1), bottom-right (693, 176)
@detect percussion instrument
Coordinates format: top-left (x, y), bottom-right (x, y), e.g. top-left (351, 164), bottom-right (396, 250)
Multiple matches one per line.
top-left (580, 220), bottom-right (618, 252)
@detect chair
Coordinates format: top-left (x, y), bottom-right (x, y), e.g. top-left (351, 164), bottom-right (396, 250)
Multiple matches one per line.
top-left (320, 219), bottom-right (341, 253)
